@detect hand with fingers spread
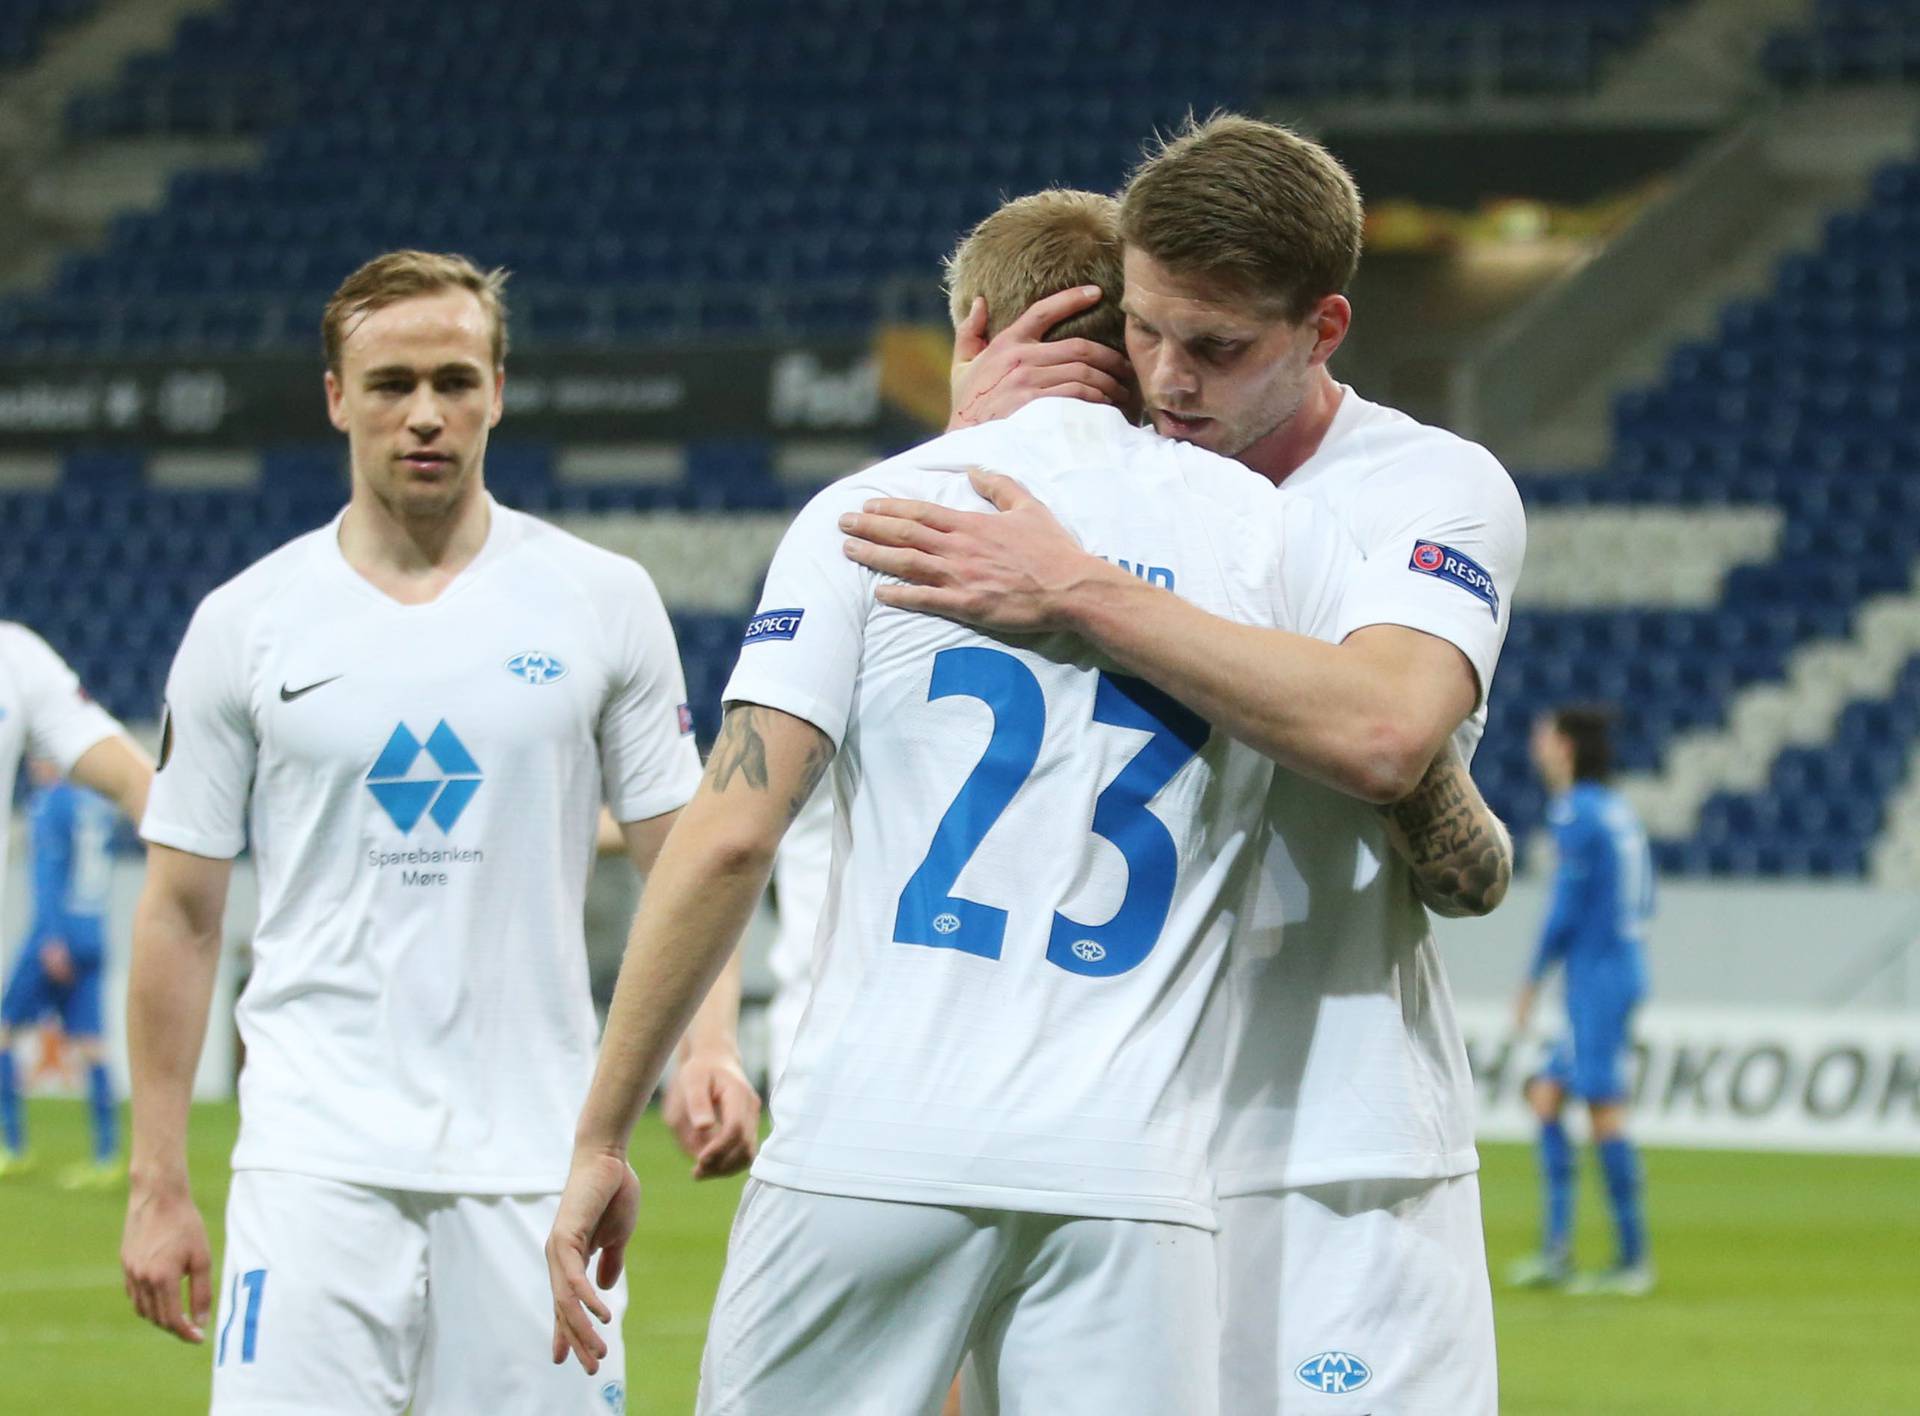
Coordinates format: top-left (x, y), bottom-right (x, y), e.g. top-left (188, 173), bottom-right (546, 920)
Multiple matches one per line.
top-left (546, 1148), bottom-right (641, 1375)
top-left (121, 1177), bottom-right (213, 1344)
top-left (661, 1048), bottom-right (761, 1180)
top-left (948, 288), bottom-right (1135, 430)
top-left (840, 466), bottom-right (1127, 634)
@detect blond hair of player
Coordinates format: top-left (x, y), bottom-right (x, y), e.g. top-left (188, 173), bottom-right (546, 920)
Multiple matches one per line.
top-left (842, 115), bottom-right (1527, 1415)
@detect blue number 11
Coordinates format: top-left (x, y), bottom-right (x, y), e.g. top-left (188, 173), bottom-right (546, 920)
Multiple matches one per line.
top-left (893, 647), bottom-right (1208, 977)
top-left (217, 1267), bottom-right (267, 1367)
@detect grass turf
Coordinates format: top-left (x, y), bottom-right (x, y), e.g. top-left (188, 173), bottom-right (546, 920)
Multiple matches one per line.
top-left (1, 1099), bottom-right (1916, 1413)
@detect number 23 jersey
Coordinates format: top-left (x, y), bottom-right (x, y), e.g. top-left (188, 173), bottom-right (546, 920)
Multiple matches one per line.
top-left (724, 400), bottom-right (1353, 1227)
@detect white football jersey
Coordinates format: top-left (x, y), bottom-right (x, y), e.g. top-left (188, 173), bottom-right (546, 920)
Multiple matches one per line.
top-left (724, 400), bottom-right (1354, 1228)
top-left (1214, 386), bottom-right (1527, 1195)
top-left (764, 785), bottom-right (832, 1090)
top-left (141, 499), bottom-right (703, 1193)
top-left (0, 623), bottom-right (123, 928)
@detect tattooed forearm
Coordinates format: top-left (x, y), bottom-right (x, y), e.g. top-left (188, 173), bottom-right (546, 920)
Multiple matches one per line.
top-left (706, 706), bottom-right (771, 794)
top-left (1379, 745), bottom-right (1513, 918)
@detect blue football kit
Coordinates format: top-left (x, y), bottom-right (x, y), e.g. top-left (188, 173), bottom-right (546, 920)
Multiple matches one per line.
top-left (1528, 780), bottom-right (1655, 1274)
top-left (2, 780), bottom-right (116, 1036)
top-left (1531, 782), bottom-right (1653, 1103)
top-left (1, 780), bottom-right (120, 1162)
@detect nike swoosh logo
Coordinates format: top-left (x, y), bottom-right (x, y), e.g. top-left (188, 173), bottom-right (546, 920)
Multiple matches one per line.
top-left (279, 675), bottom-right (343, 702)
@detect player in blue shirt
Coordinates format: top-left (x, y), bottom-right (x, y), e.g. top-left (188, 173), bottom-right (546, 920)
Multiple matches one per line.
top-left (1510, 706), bottom-right (1654, 1295)
top-left (0, 761), bottom-right (124, 1186)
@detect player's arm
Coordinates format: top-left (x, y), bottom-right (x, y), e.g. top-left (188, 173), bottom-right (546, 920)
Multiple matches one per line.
top-left (6, 623), bottom-right (153, 820)
top-left (844, 456), bottom-right (1523, 804)
top-left (68, 733), bottom-right (154, 826)
top-left (1378, 741), bottom-right (1513, 918)
top-left (28, 791), bottom-right (73, 941)
top-left (843, 469), bottom-right (1470, 802)
top-left (27, 794), bottom-right (78, 981)
top-left (1514, 811), bottom-right (1596, 1032)
top-left (121, 844), bottom-right (229, 1345)
top-left (548, 703), bottom-right (832, 1373)
top-left (619, 808), bottom-right (763, 1181)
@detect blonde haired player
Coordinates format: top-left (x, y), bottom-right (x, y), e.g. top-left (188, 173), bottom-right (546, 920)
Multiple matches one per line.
top-left (119, 250), bottom-right (757, 1413)
top-left (846, 116), bottom-right (1525, 1415)
top-left (548, 190), bottom-right (1363, 1414)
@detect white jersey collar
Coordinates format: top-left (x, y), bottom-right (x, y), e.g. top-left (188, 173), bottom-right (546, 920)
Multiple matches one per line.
top-left (324, 492), bottom-right (517, 609)
top-left (1273, 382), bottom-right (1371, 494)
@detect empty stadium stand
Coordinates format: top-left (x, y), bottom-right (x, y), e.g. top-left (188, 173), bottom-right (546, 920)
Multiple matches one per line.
top-left (1767, 1), bottom-right (1920, 87)
top-left (4, 0), bottom-right (1674, 353)
top-left (0, 0), bottom-right (96, 70)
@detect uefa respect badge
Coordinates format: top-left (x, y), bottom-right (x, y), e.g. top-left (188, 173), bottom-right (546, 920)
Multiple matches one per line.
top-left (1408, 541), bottom-right (1498, 619)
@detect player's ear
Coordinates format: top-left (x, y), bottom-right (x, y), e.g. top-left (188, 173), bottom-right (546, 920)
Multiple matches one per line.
top-left (489, 367), bottom-right (506, 428)
top-left (1305, 295), bottom-right (1351, 368)
top-left (324, 369), bottom-right (349, 433)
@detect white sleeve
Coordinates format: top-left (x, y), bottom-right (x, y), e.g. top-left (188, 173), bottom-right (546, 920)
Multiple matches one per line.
top-left (599, 563), bottom-right (704, 823)
top-left (140, 596), bottom-right (257, 859)
top-left (1267, 496), bottom-right (1357, 644)
top-left (719, 483), bottom-right (875, 747)
top-left (1335, 447), bottom-right (1526, 706)
top-left (2, 626), bottom-right (123, 772)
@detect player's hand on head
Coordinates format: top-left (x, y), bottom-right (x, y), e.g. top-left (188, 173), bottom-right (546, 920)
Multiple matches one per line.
top-left (948, 287), bottom-right (1134, 430)
top-left (664, 1050), bottom-right (762, 1180)
top-left (546, 1150), bottom-right (640, 1374)
top-left (839, 467), bottom-right (1096, 634)
top-left (120, 1181), bottom-right (212, 1344)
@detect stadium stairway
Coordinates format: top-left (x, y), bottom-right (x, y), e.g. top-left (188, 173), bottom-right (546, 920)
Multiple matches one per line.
top-left (1464, 86), bottom-right (1920, 471)
top-left (1870, 722), bottom-right (1920, 886)
top-left (0, 0), bottom-right (234, 299)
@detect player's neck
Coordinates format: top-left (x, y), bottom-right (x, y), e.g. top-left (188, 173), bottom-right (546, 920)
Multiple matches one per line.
top-left (1237, 373), bottom-right (1345, 488)
top-left (338, 481), bottom-right (492, 605)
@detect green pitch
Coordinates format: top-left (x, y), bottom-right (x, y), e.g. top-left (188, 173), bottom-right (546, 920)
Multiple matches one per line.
top-left (1, 1100), bottom-right (1915, 1413)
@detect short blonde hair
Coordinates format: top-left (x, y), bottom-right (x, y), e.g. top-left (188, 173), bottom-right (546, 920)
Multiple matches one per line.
top-left (1120, 113), bottom-right (1362, 320)
top-left (944, 189), bottom-right (1125, 351)
top-left (322, 249), bottom-right (510, 374)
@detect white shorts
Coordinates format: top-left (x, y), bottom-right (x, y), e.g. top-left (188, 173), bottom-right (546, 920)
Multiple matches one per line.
top-left (211, 1169), bottom-right (629, 1415)
top-left (1217, 1174), bottom-right (1495, 1416)
top-left (699, 1180), bottom-right (1217, 1416)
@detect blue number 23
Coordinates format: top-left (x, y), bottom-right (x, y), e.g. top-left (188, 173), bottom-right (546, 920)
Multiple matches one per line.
top-left (893, 646), bottom-right (1208, 977)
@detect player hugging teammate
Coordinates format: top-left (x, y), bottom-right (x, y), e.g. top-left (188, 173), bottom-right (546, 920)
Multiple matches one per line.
top-left (116, 112), bottom-right (1526, 1416)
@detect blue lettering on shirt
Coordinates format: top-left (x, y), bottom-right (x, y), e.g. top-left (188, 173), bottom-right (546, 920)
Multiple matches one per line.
top-left (1104, 557), bottom-right (1176, 591)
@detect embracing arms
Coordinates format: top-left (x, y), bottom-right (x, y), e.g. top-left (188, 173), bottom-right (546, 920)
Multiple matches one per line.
top-left (840, 470), bottom-right (1474, 805)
